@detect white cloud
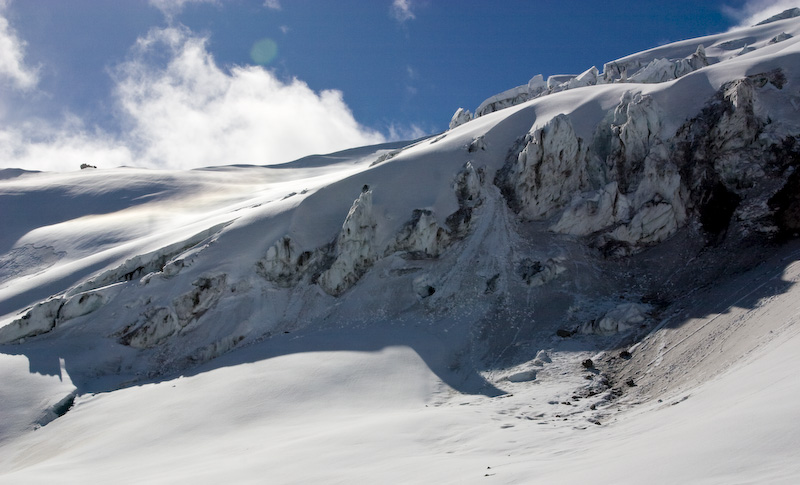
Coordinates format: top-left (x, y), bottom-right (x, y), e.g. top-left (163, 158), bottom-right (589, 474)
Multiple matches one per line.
top-left (723, 0), bottom-right (800, 28)
top-left (390, 0), bottom-right (415, 23)
top-left (263, 0), bottom-right (281, 10)
top-left (112, 26), bottom-right (385, 169)
top-left (0, 4), bottom-right (38, 90)
top-left (0, 117), bottom-right (135, 172)
top-left (0, 24), bottom-right (386, 172)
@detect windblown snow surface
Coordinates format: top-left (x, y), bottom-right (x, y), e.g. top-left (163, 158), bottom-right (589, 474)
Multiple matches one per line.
top-left (3, 13), bottom-right (800, 484)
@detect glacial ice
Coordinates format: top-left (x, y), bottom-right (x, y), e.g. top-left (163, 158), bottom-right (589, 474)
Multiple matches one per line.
top-left (318, 190), bottom-right (378, 296)
top-left (497, 114), bottom-right (589, 220)
top-left (581, 303), bottom-right (650, 335)
top-left (449, 108), bottom-right (473, 129)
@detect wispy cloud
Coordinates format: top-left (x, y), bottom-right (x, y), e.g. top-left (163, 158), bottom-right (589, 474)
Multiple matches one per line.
top-left (263, 0), bottom-right (281, 10)
top-left (0, 3), bottom-right (38, 90)
top-left (390, 0), bottom-right (415, 23)
top-left (723, 0), bottom-right (800, 28)
top-left (387, 123), bottom-right (426, 142)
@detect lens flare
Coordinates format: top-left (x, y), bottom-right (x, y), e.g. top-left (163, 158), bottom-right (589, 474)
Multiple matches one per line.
top-left (250, 38), bottom-right (278, 65)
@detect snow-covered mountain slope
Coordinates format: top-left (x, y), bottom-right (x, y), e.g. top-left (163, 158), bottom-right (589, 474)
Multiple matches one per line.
top-left (3, 12), bottom-right (800, 483)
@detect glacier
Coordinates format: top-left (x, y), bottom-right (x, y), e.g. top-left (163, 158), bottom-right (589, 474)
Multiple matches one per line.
top-left (2, 9), bottom-right (800, 484)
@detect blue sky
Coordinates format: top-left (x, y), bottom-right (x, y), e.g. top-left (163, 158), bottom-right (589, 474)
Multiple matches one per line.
top-left (0, 0), bottom-right (795, 170)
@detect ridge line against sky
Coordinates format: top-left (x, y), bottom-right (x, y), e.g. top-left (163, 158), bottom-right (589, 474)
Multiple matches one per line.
top-left (0, 0), bottom-right (796, 171)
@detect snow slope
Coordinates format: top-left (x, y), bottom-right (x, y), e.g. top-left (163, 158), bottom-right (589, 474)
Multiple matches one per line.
top-left (2, 11), bottom-right (800, 483)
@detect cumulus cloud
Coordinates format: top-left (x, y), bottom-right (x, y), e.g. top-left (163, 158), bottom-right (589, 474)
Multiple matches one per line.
top-left (390, 0), bottom-right (415, 23)
top-left (0, 3), bottom-right (38, 90)
top-left (723, 0), bottom-right (800, 27)
top-left (112, 26), bottom-right (385, 169)
top-left (0, 21), bottom-right (386, 171)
